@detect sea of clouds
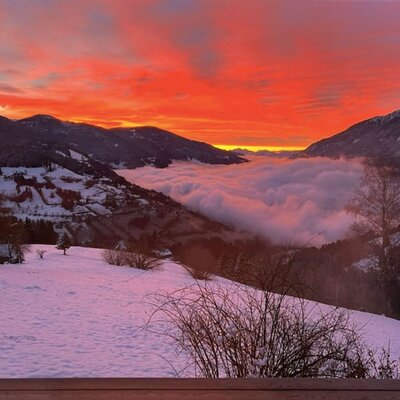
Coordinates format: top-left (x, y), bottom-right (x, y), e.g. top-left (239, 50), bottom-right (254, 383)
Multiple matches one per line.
top-left (119, 157), bottom-right (364, 246)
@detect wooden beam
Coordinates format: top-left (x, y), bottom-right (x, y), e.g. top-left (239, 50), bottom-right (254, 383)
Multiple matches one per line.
top-left (0, 378), bottom-right (399, 400)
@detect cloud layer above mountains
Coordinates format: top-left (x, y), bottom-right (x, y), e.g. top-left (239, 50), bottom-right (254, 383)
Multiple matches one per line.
top-left (1, 1), bottom-right (400, 146)
top-left (119, 157), bottom-right (364, 245)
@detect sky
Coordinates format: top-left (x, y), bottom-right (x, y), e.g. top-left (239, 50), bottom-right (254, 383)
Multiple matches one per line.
top-left (0, 0), bottom-right (399, 150)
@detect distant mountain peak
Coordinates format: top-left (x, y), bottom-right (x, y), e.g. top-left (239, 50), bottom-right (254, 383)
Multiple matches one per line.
top-left (17, 114), bottom-right (65, 129)
top-left (19, 114), bottom-right (60, 122)
top-left (0, 115), bottom-right (11, 125)
top-left (373, 109), bottom-right (400, 122)
top-left (33, 114), bottom-right (59, 120)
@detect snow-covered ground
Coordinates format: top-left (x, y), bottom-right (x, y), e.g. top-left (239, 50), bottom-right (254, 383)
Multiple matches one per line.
top-left (0, 166), bottom-right (129, 221)
top-left (1, 245), bottom-right (400, 378)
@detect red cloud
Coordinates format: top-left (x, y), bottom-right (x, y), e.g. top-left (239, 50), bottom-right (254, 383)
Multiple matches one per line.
top-left (0, 0), bottom-right (399, 147)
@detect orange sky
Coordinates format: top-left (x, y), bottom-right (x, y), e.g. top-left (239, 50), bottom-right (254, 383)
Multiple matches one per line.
top-left (0, 0), bottom-right (399, 149)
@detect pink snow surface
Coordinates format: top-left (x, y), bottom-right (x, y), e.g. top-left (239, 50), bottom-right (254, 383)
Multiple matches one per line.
top-left (1, 245), bottom-right (399, 378)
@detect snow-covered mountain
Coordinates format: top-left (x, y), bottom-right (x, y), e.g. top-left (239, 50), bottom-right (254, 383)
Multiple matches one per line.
top-left (0, 114), bottom-right (254, 249)
top-left (297, 110), bottom-right (400, 162)
top-left (0, 115), bottom-right (121, 180)
top-left (2, 114), bottom-right (246, 168)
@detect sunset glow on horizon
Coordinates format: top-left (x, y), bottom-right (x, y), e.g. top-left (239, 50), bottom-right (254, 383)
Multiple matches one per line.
top-left (0, 0), bottom-right (399, 148)
top-left (213, 144), bottom-right (306, 152)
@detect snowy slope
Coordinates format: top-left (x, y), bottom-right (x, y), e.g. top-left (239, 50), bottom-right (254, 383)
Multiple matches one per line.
top-left (0, 166), bottom-right (141, 221)
top-left (0, 165), bottom-right (245, 248)
top-left (1, 245), bottom-right (399, 378)
top-left (0, 166), bottom-right (122, 220)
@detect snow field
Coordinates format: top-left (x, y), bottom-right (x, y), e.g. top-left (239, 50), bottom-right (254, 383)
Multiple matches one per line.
top-left (0, 245), bottom-right (399, 377)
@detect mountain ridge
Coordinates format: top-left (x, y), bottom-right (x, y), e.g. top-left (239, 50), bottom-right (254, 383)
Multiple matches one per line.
top-left (0, 114), bottom-right (254, 253)
top-left (4, 114), bottom-right (246, 169)
top-left (296, 109), bottom-right (400, 162)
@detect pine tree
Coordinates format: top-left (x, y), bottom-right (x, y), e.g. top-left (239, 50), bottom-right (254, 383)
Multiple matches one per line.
top-left (24, 218), bottom-right (34, 242)
top-left (56, 233), bottom-right (71, 255)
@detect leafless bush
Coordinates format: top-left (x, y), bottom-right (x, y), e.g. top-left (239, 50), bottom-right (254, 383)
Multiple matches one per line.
top-left (148, 246), bottom-right (399, 378)
top-left (5, 239), bottom-right (31, 264)
top-left (149, 281), bottom-right (376, 378)
top-left (36, 249), bottom-right (46, 259)
top-left (102, 248), bottom-right (161, 270)
top-left (124, 251), bottom-right (161, 271)
top-left (367, 346), bottom-right (399, 379)
top-left (102, 249), bottom-right (126, 266)
top-left (183, 265), bottom-right (212, 281)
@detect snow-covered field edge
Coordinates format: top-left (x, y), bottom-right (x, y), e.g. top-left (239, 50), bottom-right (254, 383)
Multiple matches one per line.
top-left (1, 245), bottom-right (399, 378)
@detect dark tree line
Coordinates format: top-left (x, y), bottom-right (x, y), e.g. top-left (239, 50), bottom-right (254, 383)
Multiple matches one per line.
top-left (0, 216), bottom-right (57, 245)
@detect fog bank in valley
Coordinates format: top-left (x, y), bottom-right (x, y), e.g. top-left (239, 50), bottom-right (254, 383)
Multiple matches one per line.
top-left (119, 157), bottom-right (364, 245)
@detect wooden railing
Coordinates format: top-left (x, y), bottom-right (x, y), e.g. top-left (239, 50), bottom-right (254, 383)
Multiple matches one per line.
top-left (1, 378), bottom-right (399, 399)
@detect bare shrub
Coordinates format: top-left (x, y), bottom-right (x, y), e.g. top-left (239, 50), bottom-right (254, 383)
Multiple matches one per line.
top-left (102, 249), bottom-right (126, 266)
top-left (4, 238), bottom-right (31, 264)
top-left (148, 248), bottom-right (399, 378)
top-left (102, 248), bottom-right (161, 270)
top-left (368, 346), bottom-right (399, 379)
top-left (150, 282), bottom-right (374, 378)
top-left (124, 251), bottom-right (161, 271)
top-left (183, 265), bottom-right (212, 281)
top-left (36, 249), bottom-right (46, 259)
